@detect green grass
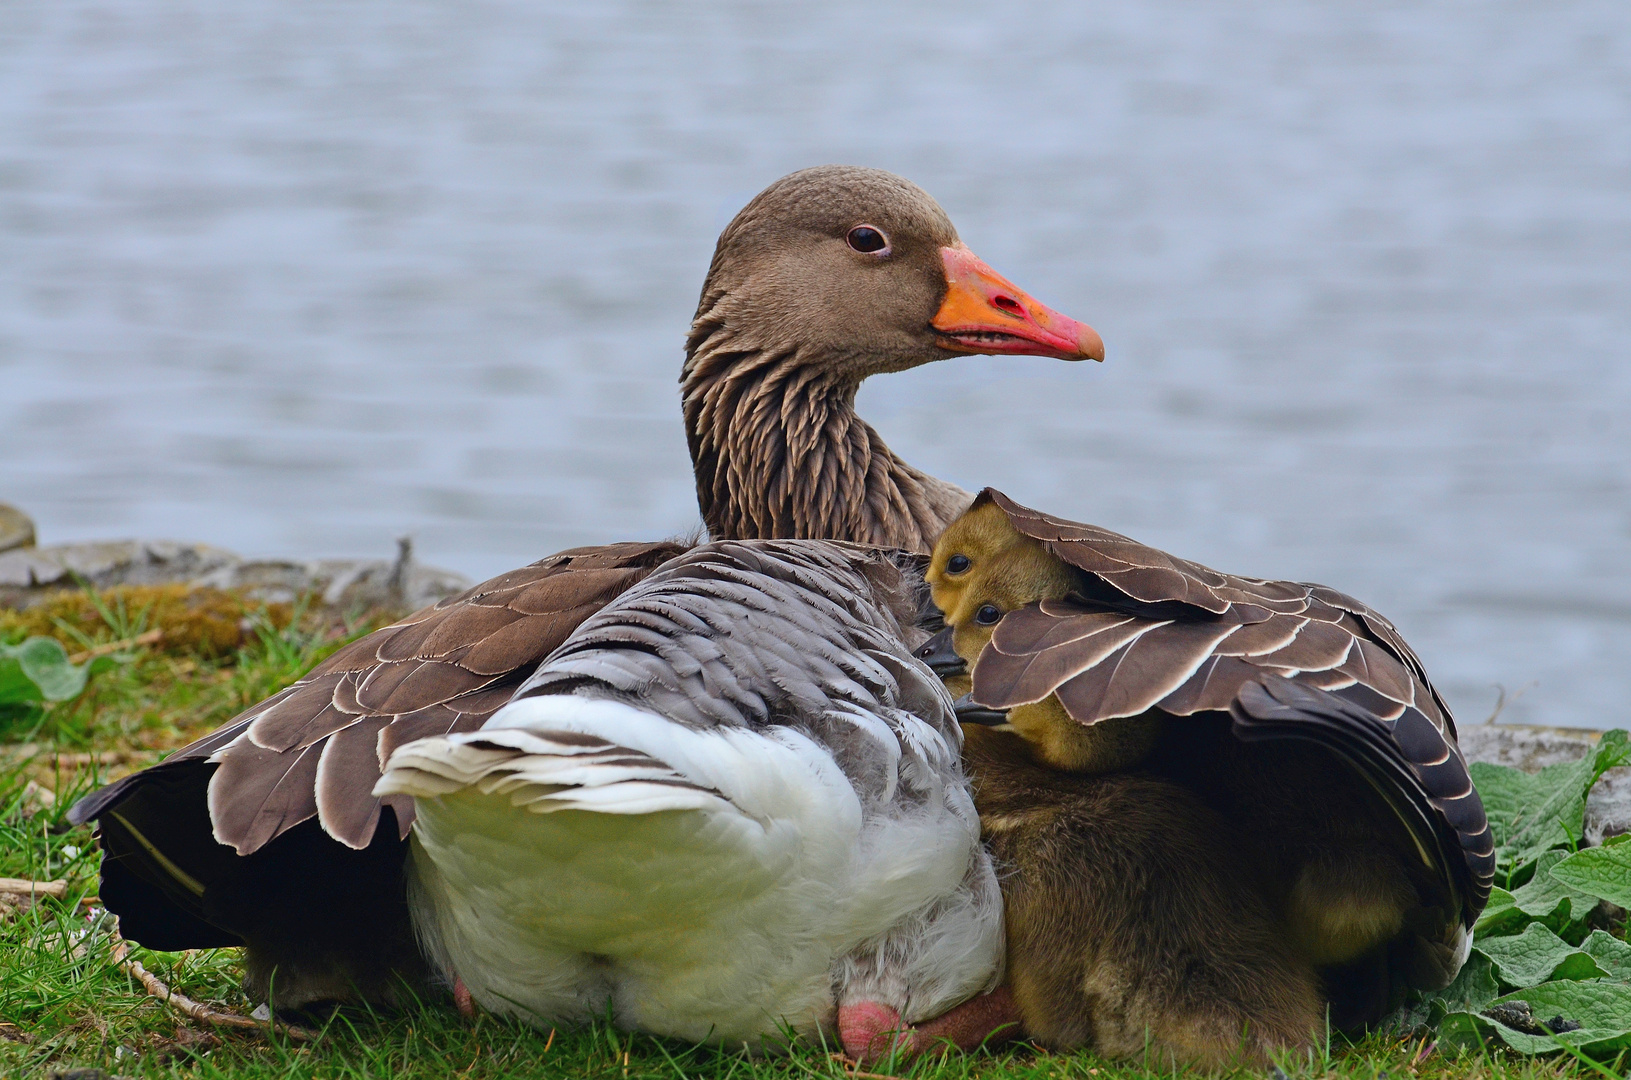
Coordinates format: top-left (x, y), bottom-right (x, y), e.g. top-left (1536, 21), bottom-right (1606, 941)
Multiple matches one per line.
top-left (0, 586), bottom-right (383, 760)
top-left (0, 589), bottom-right (1621, 1079)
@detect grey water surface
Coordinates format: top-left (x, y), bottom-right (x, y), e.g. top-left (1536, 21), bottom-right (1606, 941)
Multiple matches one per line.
top-left (2, 2), bottom-right (1628, 729)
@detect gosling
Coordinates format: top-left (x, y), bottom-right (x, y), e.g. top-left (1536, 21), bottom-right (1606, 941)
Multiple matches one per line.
top-left (923, 490), bottom-right (1489, 1032)
top-left (924, 502), bottom-right (1322, 1069)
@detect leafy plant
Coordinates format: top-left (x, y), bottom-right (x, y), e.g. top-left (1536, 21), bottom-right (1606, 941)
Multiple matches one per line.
top-left (0, 637), bottom-right (122, 733)
top-left (1399, 730), bottom-right (1631, 1059)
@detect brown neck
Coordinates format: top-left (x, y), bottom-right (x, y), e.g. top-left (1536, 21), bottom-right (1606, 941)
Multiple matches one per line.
top-left (682, 328), bottom-right (971, 553)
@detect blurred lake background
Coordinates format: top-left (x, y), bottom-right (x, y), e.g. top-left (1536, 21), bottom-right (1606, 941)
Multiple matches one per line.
top-left (1, 2), bottom-right (1627, 729)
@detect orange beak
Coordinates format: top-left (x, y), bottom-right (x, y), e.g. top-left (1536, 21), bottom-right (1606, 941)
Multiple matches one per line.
top-left (931, 244), bottom-right (1104, 362)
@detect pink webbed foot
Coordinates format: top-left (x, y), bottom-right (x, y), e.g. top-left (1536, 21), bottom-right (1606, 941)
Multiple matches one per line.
top-left (838, 1001), bottom-right (910, 1063)
top-left (905, 985), bottom-right (1022, 1055)
top-left (454, 976), bottom-right (475, 1018)
top-left (838, 987), bottom-right (1022, 1064)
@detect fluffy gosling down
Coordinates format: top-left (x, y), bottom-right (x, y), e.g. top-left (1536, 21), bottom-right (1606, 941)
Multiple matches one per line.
top-left (926, 503), bottom-right (1320, 1068)
top-left (922, 490), bottom-right (1495, 1062)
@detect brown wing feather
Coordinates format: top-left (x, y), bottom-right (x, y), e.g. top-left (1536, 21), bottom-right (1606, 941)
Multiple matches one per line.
top-left (1250, 618), bottom-right (1359, 675)
top-left (207, 740), bottom-right (323, 856)
top-left (972, 488), bottom-right (1458, 740)
top-left (1042, 621), bottom-right (1241, 721)
top-left (312, 715), bottom-right (396, 850)
top-left (197, 540), bottom-right (686, 853)
top-left (244, 674), bottom-right (357, 753)
top-left (976, 610), bottom-right (1147, 706)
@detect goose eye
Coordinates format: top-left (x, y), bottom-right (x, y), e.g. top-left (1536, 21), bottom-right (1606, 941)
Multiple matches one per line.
top-left (946, 554), bottom-right (971, 575)
top-left (974, 604), bottom-right (1002, 626)
top-left (846, 225), bottom-right (890, 254)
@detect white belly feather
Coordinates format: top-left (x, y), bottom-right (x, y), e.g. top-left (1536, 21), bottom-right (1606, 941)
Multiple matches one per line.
top-left (376, 694), bottom-right (1001, 1047)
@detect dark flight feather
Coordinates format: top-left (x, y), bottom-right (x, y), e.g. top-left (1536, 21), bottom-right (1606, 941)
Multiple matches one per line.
top-left (1230, 676), bottom-right (1495, 924)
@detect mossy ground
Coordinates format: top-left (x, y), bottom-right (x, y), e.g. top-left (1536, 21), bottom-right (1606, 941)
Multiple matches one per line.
top-left (0, 588), bottom-right (1620, 1079)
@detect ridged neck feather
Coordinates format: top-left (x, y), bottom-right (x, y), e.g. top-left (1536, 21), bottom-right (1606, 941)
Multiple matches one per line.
top-left (682, 322), bottom-right (970, 554)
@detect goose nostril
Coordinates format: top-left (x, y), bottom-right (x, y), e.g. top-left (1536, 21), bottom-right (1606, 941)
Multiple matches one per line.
top-left (991, 294), bottom-right (1024, 317)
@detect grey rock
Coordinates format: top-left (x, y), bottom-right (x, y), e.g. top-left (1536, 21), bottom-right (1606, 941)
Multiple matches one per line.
top-left (0, 504), bottom-right (35, 554)
top-left (196, 538), bottom-right (472, 612)
top-left (1458, 723), bottom-right (1631, 844)
top-left (0, 535), bottom-right (470, 614)
top-left (0, 539), bottom-right (240, 596)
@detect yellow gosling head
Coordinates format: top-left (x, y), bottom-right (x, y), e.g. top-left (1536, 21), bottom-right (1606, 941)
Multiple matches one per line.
top-left (929, 500), bottom-right (1160, 774)
top-left (927, 499), bottom-right (1078, 670)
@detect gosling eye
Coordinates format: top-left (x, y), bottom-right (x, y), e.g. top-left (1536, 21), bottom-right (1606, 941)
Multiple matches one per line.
top-left (946, 554), bottom-right (971, 575)
top-left (974, 604), bottom-right (1002, 626)
top-left (846, 225), bottom-right (891, 255)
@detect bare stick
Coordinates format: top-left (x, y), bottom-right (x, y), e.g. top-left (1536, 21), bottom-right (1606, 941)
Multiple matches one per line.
top-left (828, 1052), bottom-right (904, 1080)
top-left (108, 927), bottom-right (318, 1041)
top-left (69, 627), bottom-right (164, 665)
top-left (0, 878), bottom-right (67, 899)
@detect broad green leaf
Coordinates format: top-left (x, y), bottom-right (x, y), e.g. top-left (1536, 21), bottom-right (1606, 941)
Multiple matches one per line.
top-left (1469, 760), bottom-right (1561, 863)
top-left (1432, 951), bottom-right (1501, 1014)
top-left (1437, 1010), bottom-right (1492, 1054)
top-left (0, 634), bottom-right (127, 707)
top-left (1476, 886), bottom-right (1519, 935)
top-left (1471, 730), bottom-right (1631, 872)
top-left (1473, 1011), bottom-right (1567, 1055)
top-left (11, 636), bottom-right (91, 701)
top-left (1476, 850), bottom-right (1601, 936)
top-left (1485, 981), bottom-right (1631, 1055)
top-left (1552, 843), bottom-right (1631, 910)
top-left (1589, 728), bottom-right (1631, 777)
top-left (1389, 953), bottom-right (1500, 1035)
top-left (1475, 923), bottom-right (1608, 987)
top-left (1580, 930), bottom-right (1631, 981)
top-left (0, 649), bottom-right (43, 705)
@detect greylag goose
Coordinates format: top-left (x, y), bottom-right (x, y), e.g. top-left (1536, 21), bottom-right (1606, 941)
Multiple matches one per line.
top-left (921, 490), bottom-right (1495, 1033)
top-left (373, 540), bottom-right (1002, 1051)
top-left (69, 167), bottom-right (1100, 1014)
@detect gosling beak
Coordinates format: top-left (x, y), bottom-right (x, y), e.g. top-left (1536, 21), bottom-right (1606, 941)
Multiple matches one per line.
top-left (932, 243), bottom-right (1105, 362)
top-left (914, 627), bottom-right (968, 678)
top-left (953, 694), bottom-right (1011, 726)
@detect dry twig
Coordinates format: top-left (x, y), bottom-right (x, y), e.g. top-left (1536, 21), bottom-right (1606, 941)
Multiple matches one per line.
top-left (108, 923), bottom-right (318, 1041)
top-left (69, 627), bottom-right (164, 665)
top-left (828, 1052), bottom-right (903, 1080)
top-left (0, 877), bottom-right (67, 898)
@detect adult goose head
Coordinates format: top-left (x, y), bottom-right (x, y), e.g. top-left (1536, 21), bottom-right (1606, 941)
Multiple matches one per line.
top-left (683, 165), bottom-right (1102, 552)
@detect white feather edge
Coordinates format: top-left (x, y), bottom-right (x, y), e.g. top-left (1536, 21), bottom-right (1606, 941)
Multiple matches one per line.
top-left (376, 695), bottom-right (857, 824)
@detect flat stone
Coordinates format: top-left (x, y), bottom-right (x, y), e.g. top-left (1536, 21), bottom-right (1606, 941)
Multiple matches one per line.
top-left (1458, 723), bottom-right (1631, 844)
top-left (0, 503), bottom-right (38, 554)
top-left (0, 536), bottom-right (470, 615)
top-left (0, 539), bottom-right (240, 595)
top-left (197, 543), bottom-right (472, 612)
